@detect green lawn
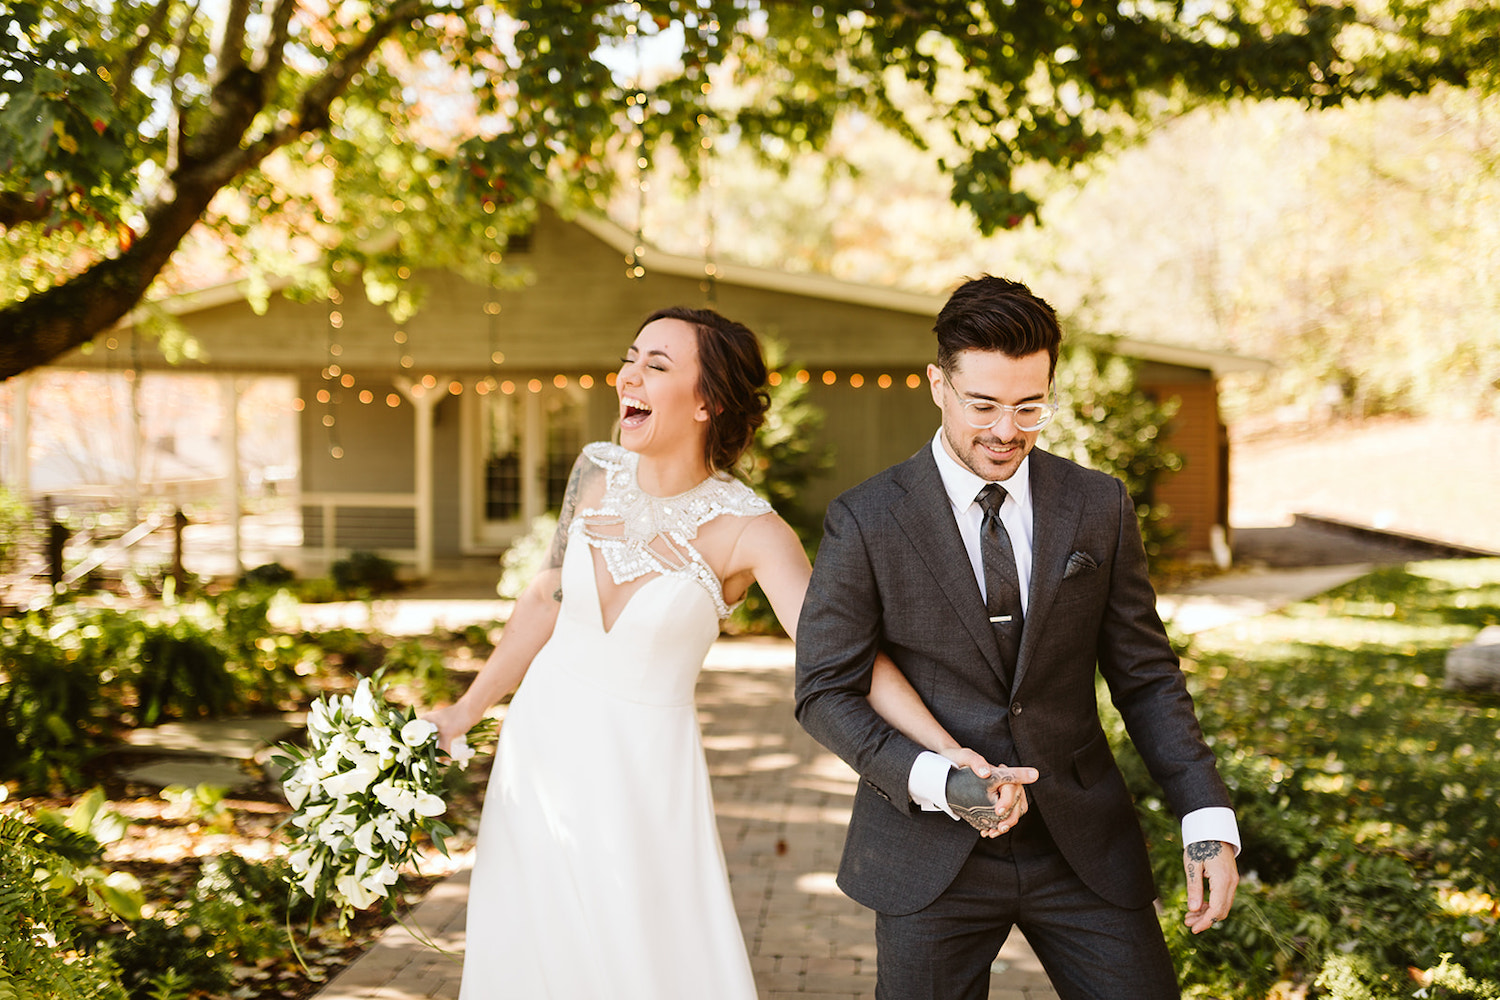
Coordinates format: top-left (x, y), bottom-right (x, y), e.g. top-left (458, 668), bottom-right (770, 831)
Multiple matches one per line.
top-left (1122, 559), bottom-right (1500, 999)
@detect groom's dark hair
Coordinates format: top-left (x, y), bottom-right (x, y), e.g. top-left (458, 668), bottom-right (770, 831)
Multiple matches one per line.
top-left (636, 305), bottom-right (770, 475)
top-left (933, 275), bottom-right (1062, 378)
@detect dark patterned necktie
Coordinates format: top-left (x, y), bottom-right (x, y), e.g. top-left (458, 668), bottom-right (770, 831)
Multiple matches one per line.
top-left (976, 483), bottom-right (1023, 678)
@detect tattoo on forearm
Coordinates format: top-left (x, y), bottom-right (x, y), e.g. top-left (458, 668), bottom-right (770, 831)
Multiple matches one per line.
top-left (546, 459), bottom-right (589, 570)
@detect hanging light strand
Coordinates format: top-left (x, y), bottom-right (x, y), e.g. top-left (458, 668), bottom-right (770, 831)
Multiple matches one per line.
top-left (325, 277), bottom-right (345, 458)
top-left (624, 4), bottom-right (648, 280)
top-left (699, 109), bottom-right (718, 303)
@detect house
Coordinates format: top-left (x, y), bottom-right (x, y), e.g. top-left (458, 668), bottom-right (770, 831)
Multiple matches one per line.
top-left (29, 205), bottom-right (1266, 575)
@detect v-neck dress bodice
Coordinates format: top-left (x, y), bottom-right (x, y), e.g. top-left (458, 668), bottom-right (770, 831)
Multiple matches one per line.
top-left (457, 444), bottom-right (767, 999)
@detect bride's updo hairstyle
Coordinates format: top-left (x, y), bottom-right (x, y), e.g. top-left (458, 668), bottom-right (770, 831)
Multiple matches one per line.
top-left (637, 306), bottom-right (770, 474)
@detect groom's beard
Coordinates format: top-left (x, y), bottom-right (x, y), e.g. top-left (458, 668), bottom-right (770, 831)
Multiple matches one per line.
top-left (941, 421), bottom-right (1033, 483)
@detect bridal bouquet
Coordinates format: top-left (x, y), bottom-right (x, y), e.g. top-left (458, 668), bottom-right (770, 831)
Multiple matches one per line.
top-left (275, 678), bottom-right (479, 927)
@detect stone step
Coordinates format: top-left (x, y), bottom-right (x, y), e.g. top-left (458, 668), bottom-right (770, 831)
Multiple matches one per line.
top-left (117, 713), bottom-right (306, 792)
top-left (122, 713), bottom-right (305, 759)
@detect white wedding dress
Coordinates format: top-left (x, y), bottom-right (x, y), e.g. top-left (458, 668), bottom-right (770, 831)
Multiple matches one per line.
top-left (459, 443), bottom-right (769, 999)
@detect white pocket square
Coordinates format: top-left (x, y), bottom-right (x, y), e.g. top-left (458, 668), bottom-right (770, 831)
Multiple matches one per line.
top-left (1063, 551), bottom-right (1099, 579)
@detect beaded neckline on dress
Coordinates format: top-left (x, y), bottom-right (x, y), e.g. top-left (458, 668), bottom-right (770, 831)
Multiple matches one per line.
top-left (576, 442), bottom-right (772, 620)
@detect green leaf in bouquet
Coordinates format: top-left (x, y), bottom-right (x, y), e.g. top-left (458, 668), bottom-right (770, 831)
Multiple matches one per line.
top-left (428, 821), bottom-right (452, 858)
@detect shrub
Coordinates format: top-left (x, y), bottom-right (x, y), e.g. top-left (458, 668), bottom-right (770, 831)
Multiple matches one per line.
top-left (741, 337), bottom-right (833, 545)
top-left (213, 586), bottom-right (321, 709)
top-left (1047, 336), bottom-right (1184, 563)
top-left (240, 561), bottom-right (296, 588)
top-left (496, 513), bottom-right (556, 600)
top-left (129, 618), bottom-right (237, 726)
top-left (331, 549), bottom-right (401, 595)
top-left (379, 637), bottom-right (456, 705)
top-left (0, 610), bottom-right (116, 791)
top-left (0, 486), bottom-right (33, 573)
top-left (103, 915), bottom-right (234, 1000)
top-left (187, 854), bottom-right (303, 962)
top-left (731, 342), bottom-right (833, 635)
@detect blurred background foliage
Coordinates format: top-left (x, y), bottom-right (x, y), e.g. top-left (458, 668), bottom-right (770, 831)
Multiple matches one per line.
top-left (630, 86), bottom-right (1500, 429)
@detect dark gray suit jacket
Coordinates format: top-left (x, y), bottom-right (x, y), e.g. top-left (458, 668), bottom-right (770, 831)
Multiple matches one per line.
top-left (794, 444), bottom-right (1231, 915)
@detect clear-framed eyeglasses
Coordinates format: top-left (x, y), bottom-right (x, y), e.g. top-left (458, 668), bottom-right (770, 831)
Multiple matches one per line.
top-left (943, 372), bottom-right (1059, 432)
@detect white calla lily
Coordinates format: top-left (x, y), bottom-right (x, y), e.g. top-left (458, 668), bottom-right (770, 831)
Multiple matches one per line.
top-left (400, 717), bottom-right (438, 748)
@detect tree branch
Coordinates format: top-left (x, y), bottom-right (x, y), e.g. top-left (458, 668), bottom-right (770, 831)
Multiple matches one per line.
top-left (0, 191), bottom-right (49, 230)
top-left (0, 172), bottom-right (221, 380)
top-left (164, 1), bottom-right (201, 174)
top-left (260, 0), bottom-right (425, 143)
top-left (253, 0), bottom-right (301, 87)
top-left (214, 0), bottom-right (254, 83)
top-left (110, 0), bottom-right (176, 100)
top-left (0, 0), bottom-right (432, 380)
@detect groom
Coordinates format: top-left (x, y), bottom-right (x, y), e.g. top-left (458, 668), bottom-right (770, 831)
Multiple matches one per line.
top-left (794, 275), bottom-right (1239, 999)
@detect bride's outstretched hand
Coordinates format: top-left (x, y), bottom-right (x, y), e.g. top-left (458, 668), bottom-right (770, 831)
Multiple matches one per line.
top-left (423, 703), bottom-right (475, 755)
top-left (941, 748), bottom-right (1039, 838)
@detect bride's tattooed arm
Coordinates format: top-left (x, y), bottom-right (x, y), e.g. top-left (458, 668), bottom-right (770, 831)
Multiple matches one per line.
top-left (544, 454), bottom-right (602, 602)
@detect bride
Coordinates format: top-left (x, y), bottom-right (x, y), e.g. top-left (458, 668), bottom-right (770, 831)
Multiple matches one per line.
top-left (425, 306), bottom-right (1009, 998)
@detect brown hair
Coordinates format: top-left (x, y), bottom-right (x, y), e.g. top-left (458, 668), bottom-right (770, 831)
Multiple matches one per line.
top-left (636, 306), bottom-right (770, 473)
top-left (934, 275), bottom-right (1062, 378)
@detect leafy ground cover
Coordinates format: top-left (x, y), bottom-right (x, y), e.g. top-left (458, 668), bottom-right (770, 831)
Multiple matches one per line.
top-left (0, 582), bottom-right (492, 1000)
top-left (1114, 558), bottom-right (1500, 999)
top-left (3, 774), bottom-right (483, 1000)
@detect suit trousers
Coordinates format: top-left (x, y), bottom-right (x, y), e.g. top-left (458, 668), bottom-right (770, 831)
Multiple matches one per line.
top-left (873, 815), bottom-right (1178, 1000)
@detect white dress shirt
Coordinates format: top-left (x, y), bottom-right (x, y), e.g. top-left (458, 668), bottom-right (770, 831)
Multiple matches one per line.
top-left (907, 432), bottom-right (1240, 853)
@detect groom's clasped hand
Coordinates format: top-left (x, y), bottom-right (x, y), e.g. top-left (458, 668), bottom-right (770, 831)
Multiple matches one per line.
top-left (942, 751), bottom-right (1040, 838)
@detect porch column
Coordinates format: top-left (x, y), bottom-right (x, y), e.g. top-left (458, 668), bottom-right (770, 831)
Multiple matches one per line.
top-left (6, 374), bottom-right (29, 496)
top-left (396, 377), bottom-right (453, 577)
top-left (221, 375), bottom-right (242, 576)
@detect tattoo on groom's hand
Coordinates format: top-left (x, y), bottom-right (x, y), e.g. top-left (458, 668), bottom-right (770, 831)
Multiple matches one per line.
top-left (945, 766), bottom-right (1033, 834)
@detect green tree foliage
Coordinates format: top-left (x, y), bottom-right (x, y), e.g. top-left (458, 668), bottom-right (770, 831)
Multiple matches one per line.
top-left (3, 0), bottom-right (1491, 378)
top-left (741, 338), bottom-right (833, 544)
top-left (1011, 92), bottom-right (1500, 422)
top-left (1046, 337), bottom-right (1183, 560)
top-left (0, 486), bottom-right (33, 571)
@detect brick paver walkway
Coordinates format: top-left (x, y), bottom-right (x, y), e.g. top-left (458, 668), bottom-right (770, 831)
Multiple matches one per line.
top-left (313, 636), bottom-right (1060, 1000)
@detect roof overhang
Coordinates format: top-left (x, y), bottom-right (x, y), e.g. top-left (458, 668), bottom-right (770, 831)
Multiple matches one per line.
top-left (572, 214), bottom-right (1272, 376)
top-left (111, 208), bottom-right (1272, 377)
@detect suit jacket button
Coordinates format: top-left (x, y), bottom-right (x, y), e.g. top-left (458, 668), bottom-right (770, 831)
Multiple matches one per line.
top-left (1010, 702), bottom-right (1023, 716)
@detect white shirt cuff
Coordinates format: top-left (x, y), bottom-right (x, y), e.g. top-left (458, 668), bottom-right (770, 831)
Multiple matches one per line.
top-left (908, 750), bottom-right (959, 820)
top-left (1181, 806), bottom-right (1241, 856)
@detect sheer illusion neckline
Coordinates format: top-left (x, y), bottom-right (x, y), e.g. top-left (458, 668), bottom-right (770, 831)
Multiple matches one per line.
top-left (574, 442), bottom-right (773, 622)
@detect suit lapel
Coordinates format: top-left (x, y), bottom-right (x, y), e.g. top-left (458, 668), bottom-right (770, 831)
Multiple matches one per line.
top-left (1014, 448), bottom-right (1085, 690)
top-left (889, 447), bottom-right (1007, 681)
